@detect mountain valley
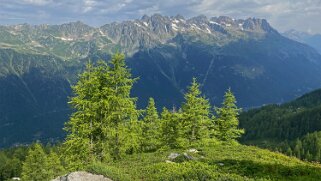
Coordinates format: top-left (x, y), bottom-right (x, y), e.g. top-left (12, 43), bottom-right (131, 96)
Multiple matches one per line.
top-left (1, 14), bottom-right (321, 147)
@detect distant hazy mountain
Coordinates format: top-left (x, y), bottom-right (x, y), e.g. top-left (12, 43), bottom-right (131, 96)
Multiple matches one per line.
top-left (1, 14), bottom-right (321, 147)
top-left (283, 29), bottom-right (321, 54)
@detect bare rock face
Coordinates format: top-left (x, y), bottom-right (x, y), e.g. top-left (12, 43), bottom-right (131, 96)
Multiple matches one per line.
top-left (52, 171), bottom-right (112, 181)
top-left (167, 152), bottom-right (195, 163)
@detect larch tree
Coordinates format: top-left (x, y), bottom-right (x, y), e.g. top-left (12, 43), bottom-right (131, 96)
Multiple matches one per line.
top-left (21, 143), bottom-right (50, 181)
top-left (103, 53), bottom-right (141, 159)
top-left (63, 53), bottom-right (140, 169)
top-left (63, 62), bottom-right (102, 170)
top-left (160, 108), bottom-right (183, 149)
top-left (142, 98), bottom-right (161, 152)
top-left (215, 88), bottom-right (244, 141)
top-left (47, 151), bottom-right (64, 179)
top-left (181, 78), bottom-right (211, 145)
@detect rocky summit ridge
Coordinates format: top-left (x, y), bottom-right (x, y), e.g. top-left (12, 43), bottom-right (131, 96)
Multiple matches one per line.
top-left (0, 14), bottom-right (276, 59)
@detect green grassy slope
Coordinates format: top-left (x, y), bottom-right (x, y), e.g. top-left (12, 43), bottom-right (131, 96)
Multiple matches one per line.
top-left (87, 144), bottom-right (321, 181)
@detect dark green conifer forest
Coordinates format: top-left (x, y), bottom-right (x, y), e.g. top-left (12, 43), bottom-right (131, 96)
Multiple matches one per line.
top-left (240, 89), bottom-right (321, 163)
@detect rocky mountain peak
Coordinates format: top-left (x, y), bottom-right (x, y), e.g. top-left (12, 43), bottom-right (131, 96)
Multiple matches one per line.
top-left (243, 18), bottom-right (276, 33)
top-left (188, 15), bottom-right (208, 24)
top-left (141, 14), bottom-right (150, 21)
top-left (150, 13), bottom-right (170, 23)
top-left (57, 21), bottom-right (94, 35)
top-left (173, 14), bottom-right (185, 20)
top-left (215, 16), bottom-right (234, 24)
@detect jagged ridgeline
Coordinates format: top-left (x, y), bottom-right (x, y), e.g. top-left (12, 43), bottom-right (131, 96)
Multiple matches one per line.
top-left (1, 14), bottom-right (321, 147)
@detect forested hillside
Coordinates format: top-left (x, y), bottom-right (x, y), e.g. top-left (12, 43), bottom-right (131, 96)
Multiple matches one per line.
top-left (240, 89), bottom-right (321, 162)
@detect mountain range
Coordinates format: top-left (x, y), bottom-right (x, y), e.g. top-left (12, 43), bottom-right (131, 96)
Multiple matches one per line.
top-left (1, 14), bottom-right (321, 147)
top-left (283, 30), bottom-right (321, 54)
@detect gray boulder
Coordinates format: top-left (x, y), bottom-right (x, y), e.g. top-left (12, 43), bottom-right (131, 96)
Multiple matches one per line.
top-left (167, 152), bottom-right (195, 163)
top-left (52, 171), bottom-right (112, 181)
top-left (168, 153), bottom-right (180, 160)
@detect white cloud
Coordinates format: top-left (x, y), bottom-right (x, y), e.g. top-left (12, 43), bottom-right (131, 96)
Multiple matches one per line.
top-left (22, 0), bottom-right (52, 5)
top-left (83, 0), bottom-right (95, 13)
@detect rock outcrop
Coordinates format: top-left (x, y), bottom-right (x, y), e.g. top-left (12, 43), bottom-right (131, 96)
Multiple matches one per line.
top-left (52, 171), bottom-right (112, 181)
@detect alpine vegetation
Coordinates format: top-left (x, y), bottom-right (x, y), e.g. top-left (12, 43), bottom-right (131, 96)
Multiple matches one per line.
top-left (62, 52), bottom-right (243, 169)
top-left (3, 53), bottom-right (321, 181)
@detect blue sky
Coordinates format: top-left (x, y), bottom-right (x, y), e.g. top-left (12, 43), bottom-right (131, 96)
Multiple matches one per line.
top-left (1, 0), bottom-right (321, 34)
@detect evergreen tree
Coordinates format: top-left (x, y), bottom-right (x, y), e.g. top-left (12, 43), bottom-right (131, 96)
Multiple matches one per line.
top-left (294, 139), bottom-right (302, 159)
top-left (315, 149), bottom-right (321, 161)
top-left (103, 53), bottom-right (140, 159)
top-left (0, 153), bottom-right (9, 180)
top-left (286, 147), bottom-right (293, 157)
top-left (47, 151), bottom-right (64, 179)
top-left (0, 153), bottom-right (20, 180)
top-left (161, 108), bottom-right (183, 149)
top-left (306, 150), bottom-right (312, 161)
top-left (63, 62), bottom-right (102, 170)
top-left (21, 143), bottom-right (50, 181)
top-left (123, 118), bottom-right (143, 154)
top-left (63, 53), bottom-right (140, 168)
top-left (215, 89), bottom-right (244, 141)
top-left (142, 98), bottom-right (161, 152)
top-left (181, 78), bottom-right (211, 145)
